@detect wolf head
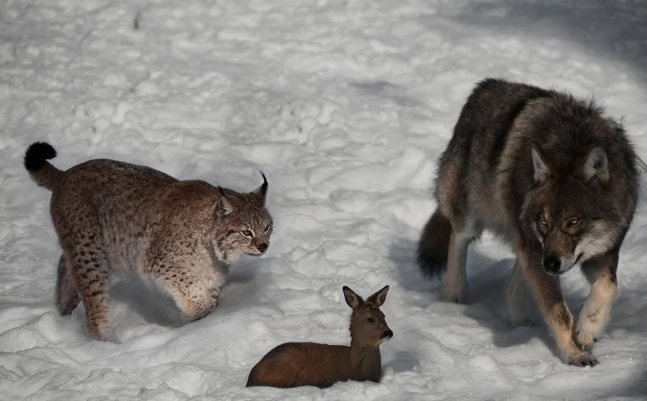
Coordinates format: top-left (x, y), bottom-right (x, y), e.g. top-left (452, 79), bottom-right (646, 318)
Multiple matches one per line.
top-left (520, 144), bottom-right (625, 275)
top-left (213, 174), bottom-right (273, 263)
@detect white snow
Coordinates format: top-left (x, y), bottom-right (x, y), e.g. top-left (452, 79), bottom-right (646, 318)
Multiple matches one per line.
top-left (1, 0), bottom-right (647, 400)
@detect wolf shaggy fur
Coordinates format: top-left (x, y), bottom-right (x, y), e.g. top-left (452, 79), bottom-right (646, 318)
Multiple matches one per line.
top-left (418, 79), bottom-right (639, 366)
top-left (25, 142), bottom-right (273, 342)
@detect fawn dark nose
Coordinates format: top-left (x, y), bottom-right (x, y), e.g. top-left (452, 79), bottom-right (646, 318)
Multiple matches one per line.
top-left (543, 256), bottom-right (561, 274)
top-left (257, 243), bottom-right (268, 253)
top-left (381, 329), bottom-right (393, 339)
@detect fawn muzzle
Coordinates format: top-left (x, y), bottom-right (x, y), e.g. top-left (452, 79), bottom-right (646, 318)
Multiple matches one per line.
top-left (381, 329), bottom-right (393, 339)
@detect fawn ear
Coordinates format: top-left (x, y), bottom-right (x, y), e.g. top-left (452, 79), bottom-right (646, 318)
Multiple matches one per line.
top-left (251, 172), bottom-right (268, 204)
top-left (366, 285), bottom-right (390, 307)
top-left (216, 188), bottom-right (234, 217)
top-left (581, 146), bottom-right (609, 185)
top-left (343, 286), bottom-right (363, 309)
top-left (531, 144), bottom-right (551, 185)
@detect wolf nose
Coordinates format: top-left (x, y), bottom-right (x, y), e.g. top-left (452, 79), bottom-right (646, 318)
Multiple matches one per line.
top-left (382, 329), bottom-right (393, 339)
top-left (543, 256), bottom-right (561, 273)
top-left (257, 243), bottom-right (268, 253)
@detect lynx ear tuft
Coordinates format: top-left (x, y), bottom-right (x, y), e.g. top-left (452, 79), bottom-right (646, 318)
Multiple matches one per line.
top-left (216, 187), bottom-right (234, 216)
top-left (251, 172), bottom-right (268, 203)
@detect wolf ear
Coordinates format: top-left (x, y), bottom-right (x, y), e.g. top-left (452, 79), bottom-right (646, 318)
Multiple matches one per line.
top-left (216, 187), bottom-right (234, 217)
top-left (251, 172), bottom-right (268, 204)
top-left (343, 286), bottom-right (364, 309)
top-left (531, 144), bottom-right (551, 184)
top-left (366, 285), bottom-right (389, 307)
top-left (581, 146), bottom-right (609, 185)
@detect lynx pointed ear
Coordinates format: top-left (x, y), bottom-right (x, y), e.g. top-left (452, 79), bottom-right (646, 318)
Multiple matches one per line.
top-left (582, 146), bottom-right (609, 184)
top-left (342, 286), bottom-right (364, 309)
top-left (531, 144), bottom-right (551, 184)
top-left (216, 187), bottom-right (234, 217)
top-left (366, 285), bottom-right (390, 307)
top-left (251, 172), bottom-right (268, 203)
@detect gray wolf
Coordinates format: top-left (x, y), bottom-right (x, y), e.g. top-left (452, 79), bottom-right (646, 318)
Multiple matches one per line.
top-left (417, 79), bottom-right (639, 366)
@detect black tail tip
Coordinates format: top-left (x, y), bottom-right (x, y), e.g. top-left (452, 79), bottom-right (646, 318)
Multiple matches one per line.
top-left (24, 142), bottom-right (57, 172)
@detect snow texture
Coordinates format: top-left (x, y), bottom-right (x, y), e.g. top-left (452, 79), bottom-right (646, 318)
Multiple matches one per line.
top-left (1, 0), bottom-right (647, 400)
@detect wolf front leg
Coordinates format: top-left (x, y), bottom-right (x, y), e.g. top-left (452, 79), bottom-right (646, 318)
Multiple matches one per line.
top-left (517, 244), bottom-right (598, 367)
top-left (577, 250), bottom-right (619, 349)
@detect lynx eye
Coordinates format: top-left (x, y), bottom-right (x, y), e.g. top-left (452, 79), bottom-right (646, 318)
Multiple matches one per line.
top-left (569, 218), bottom-right (579, 226)
top-left (367, 318), bottom-right (375, 323)
top-left (241, 230), bottom-right (253, 237)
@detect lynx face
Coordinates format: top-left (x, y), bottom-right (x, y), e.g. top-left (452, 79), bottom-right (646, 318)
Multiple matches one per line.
top-left (213, 179), bottom-right (273, 263)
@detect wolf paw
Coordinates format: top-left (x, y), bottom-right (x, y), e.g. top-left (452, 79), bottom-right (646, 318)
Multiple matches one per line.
top-left (441, 281), bottom-right (467, 304)
top-left (565, 351), bottom-right (598, 367)
top-left (576, 314), bottom-right (605, 349)
top-left (441, 289), bottom-right (467, 304)
top-left (576, 329), bottom-right (598, 349)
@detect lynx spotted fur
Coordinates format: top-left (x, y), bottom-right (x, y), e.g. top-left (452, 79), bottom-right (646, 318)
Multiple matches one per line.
top-left (25, 142), bottom-right (273, 342)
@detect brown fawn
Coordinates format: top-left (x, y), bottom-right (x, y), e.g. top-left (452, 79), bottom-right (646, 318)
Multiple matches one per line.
top-left (246, 285), bottom-right (393, 388)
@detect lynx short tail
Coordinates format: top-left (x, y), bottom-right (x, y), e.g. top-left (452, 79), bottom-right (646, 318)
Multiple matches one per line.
top-left (24, 142), bottom-right (63, 190)
top-left (417, 209), bottom-right (451, 277)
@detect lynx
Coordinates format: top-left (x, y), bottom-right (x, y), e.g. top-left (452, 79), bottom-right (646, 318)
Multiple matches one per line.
top-left (24, 142), bottom-right (273, 342)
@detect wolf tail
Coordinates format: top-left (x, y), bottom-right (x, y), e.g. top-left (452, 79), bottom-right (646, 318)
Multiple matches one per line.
top-left (24, 142), bottom-right (63, 191)
top-left (417, 209), bottom-right (452, 278)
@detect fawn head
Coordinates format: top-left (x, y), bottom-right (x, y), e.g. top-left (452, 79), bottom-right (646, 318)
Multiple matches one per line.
top-left (343, 285), bottom-right (393, 346)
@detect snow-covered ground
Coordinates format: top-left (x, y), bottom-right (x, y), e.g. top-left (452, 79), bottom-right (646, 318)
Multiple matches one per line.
top-left (2, 0), bottom-right (647, 399)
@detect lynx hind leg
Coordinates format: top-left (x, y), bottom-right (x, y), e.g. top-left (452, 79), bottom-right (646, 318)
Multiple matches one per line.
top-left (55, 200), bottom-right (116, 342)
top-left (56, 254), bottom-right (81, 315)
top-left (151, 264), bottom-right (223, 322)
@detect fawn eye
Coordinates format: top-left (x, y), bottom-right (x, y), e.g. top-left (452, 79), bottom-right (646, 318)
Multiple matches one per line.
top-left (241, 230), bottom-right (253, 237)
top-left (569, 218), bottom-right (579, 226)
top-left (367, 318), bottom-right (375, 323)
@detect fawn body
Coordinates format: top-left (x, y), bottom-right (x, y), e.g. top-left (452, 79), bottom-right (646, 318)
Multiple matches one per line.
top-left (246, 285), bottom-right (392, 388)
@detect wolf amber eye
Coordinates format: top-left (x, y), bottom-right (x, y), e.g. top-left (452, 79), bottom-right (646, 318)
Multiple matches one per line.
top-left (570, 218), bottom-right (579, 226)
top-left (367, 318), bottom-right (375, 323)
top-left (539, 217), bottom-right (547, 226)
top-left (241, 230), bottom-right (253, 237)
